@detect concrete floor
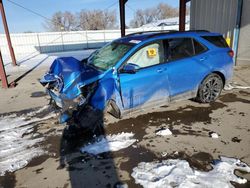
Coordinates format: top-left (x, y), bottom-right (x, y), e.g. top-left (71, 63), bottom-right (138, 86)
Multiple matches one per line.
top-left (0, 65), bottom-right (250, 188)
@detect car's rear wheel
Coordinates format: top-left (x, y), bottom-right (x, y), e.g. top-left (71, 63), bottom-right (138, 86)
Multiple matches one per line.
top-left (196, 73), bottom-right (224, 103)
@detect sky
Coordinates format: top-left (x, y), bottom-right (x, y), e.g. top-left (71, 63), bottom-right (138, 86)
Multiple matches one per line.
top-left (0, 0), bottom-right (179, 33)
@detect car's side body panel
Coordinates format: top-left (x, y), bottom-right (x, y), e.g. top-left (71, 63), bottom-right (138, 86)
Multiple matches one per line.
top-left (119, 62), bottom-right (170, 110)
top-left (165, 54), bottom-right (210, 97)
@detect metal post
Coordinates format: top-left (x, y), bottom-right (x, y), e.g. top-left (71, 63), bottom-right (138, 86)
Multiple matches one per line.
top-left (61, 31), bottom-right (64, 51)
top-left (103, 30), bottom-right (106, 43)
top-left (119, 0), bottom-right (127, 37)
top-left (37, 33), bottom-right (42, 53)
top-left (0, 0), bottom-right (17, 66)
top-left (179, 0), bottom-right (186, 31)
top-left (0, 50), bottom-right (8, 88)
top-left (85, 30), bottom-right (89, 49)
top-left (233, 0), bottom-right (243, 65)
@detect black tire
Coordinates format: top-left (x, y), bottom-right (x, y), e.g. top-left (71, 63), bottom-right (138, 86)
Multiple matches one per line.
top-left (105, 100), bottom-right (120, 119)
top-left (196, 73), bottom-right (224, 103)
top-left (103, 100), bottom-right (120, 125)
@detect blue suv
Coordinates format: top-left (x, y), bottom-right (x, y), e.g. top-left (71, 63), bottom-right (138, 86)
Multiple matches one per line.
top-left (40, 30), bottom-right (234, 126)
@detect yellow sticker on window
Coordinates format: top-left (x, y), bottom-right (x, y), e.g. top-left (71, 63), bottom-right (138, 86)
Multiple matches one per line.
top-left (147, 48), bottom-right (157, 58)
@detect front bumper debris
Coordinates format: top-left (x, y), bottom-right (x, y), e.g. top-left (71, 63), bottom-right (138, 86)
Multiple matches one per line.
top-left (46, 89), bottom-right (85, 124)
top-left (46, 89), bottom-right (64, 108)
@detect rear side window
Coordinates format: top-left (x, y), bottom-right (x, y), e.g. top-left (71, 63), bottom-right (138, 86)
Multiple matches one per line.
top-left (166, 38), bottom-right (195, 61)
top-left (193, 39), bottom-right (207, 55)
top-left (202, 35), bottom-right (229, 48)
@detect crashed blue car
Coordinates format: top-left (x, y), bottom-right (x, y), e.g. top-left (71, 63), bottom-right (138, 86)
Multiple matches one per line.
top-left (40, 30), bottom-right (234, 128)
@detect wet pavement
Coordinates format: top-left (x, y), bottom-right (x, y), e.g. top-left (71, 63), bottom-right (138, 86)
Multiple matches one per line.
top-left (0, 88), bottom-right (250, 188)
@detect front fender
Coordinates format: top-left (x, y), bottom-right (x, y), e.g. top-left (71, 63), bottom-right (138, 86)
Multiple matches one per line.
top-left (90, 76), bottom-right (123, 112)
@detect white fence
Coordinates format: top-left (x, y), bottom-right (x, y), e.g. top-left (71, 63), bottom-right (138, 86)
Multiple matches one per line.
top-left (0, 25), bottom-right (184, 57)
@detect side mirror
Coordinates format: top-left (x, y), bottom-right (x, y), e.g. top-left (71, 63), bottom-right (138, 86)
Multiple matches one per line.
top-left (120, 63), bottom-right (139, 74)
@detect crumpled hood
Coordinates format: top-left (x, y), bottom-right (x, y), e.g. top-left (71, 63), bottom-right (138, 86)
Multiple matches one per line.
top-left (41, 57), bottom-right (104, 99)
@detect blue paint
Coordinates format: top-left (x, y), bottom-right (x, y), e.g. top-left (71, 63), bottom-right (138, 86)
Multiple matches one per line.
top-left (59, 113), bottom-right (71, 124)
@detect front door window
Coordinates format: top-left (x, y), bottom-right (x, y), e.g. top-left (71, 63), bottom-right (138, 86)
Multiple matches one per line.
top-left (127, 42), bottom-right (164, 68)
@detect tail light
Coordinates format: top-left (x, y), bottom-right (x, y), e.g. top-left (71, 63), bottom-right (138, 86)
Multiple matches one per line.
top-left (228, 50), bottom-right (234, 58)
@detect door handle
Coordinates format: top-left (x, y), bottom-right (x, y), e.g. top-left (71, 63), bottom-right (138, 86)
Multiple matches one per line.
top-left (157, 68), bottom-right (164, 73)
top-left (157, 68), bottom-right (166, 73)
top-left (199, 57), bottom-right (207, 61)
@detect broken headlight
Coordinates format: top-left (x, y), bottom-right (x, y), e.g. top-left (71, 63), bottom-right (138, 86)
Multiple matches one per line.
top-left (40, 73), bottom-right (64, 92)
top-left (48, 76), bottom-right (63, 92)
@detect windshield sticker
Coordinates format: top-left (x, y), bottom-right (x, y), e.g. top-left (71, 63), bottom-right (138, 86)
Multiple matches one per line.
top-left (129, 40), bottom-right (141, 44)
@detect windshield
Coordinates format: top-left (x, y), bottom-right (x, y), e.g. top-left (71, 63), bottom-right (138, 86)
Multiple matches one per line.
top-left (87, 42), bottom-right (133, 71)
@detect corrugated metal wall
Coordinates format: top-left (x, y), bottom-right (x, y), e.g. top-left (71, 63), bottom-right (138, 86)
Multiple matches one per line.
top-left (190, 0), bottom-right (250, 65)
top-left (190, 0), bottom-right (238, 47)
top-left (236, 0), bottom-right (250, 65)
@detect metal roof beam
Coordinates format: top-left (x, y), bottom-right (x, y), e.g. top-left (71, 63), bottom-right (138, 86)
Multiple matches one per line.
top-left (0, 0), bottom-right (17, 66)
top-left (0, 50), bottom-right (8, 88)
top-left (119, 0), bottom-right (127, 37)
top-left (179, 0), bottom-right (187, 31)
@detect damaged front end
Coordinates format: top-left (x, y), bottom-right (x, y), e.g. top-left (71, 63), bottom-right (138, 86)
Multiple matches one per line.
top-left (40, 42), bottom-right (133, 127)
top-left (40, 57), bottom-right (102, 124)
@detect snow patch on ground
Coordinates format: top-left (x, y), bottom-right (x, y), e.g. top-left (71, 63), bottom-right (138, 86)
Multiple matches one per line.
top-left (211, 133), bottom-right (219, 139)
top-left (224, 83), bottom-right (250, 91)
top-left (0, 106), bottom-right (56, 175)
top-left (81, 132), bottom-right (136, 155)
top-left (156, 128), bottom-right (172, 136)
top-left (132, 156), bottom-right (250, 188)
top-left (209, 132), bottom-right (219, 139)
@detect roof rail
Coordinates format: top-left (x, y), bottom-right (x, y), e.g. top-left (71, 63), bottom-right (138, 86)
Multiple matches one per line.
top-left (146, 30), bottom-right (179, 39)
top-left (124, 30), bottom-right (210, 40)
top-left (125, 30), bottom-right (178, 37)
top-left (145, 30), bottom-right (210, 39)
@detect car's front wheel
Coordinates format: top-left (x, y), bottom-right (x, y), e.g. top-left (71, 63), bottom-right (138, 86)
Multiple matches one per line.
top-left (196, 73), bottom-right (224, 103)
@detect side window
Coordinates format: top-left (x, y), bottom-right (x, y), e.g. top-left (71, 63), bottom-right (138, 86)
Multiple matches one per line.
top-left (193, 39), bottom-right (207, 55)
top-left (127, 41), bottom-right (164, 69)
top-left (202, 35), bottom-right (229, 48)
top-left (166, 38), bottom-right (194, 61)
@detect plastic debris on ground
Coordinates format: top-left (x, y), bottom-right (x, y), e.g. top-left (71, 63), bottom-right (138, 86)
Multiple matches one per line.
top-left (156, 128), bottom-right (172, 136)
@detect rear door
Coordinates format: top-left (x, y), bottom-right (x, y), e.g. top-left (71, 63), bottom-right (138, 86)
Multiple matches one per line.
top-left (119, 41), bottom-right (170, 111)
top-left (164, 37), bottom-right (210, 98)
